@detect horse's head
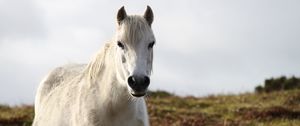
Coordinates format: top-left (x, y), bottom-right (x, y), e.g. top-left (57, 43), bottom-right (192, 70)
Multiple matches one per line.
top-left (114, 6), bottom-right (155, 97)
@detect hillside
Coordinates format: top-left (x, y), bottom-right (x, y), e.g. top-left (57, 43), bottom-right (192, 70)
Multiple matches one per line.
top-left (1, 89), bottom-right (300, 126)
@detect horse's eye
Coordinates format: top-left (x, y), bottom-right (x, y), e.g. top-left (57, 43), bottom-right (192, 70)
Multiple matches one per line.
top-left (148, 41), bottom-right (155, 49)
top-left (117, 41), bottom-right (125, 49)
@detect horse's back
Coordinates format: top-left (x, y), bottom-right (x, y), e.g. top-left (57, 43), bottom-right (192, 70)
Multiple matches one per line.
top-left (34, 64), bottom-right (86, 113)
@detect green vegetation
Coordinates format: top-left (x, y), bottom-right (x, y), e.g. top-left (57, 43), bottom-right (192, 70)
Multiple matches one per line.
top-left (1, 89), bottom-right (300, 126)
top-left (255, 76), bottom-right (300, 93)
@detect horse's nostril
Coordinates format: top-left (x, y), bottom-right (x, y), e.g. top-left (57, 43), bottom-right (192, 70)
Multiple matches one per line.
top-left (128, 76), bottom-right (136, 86)
top-left (144, 76), bottom-right (150, 86)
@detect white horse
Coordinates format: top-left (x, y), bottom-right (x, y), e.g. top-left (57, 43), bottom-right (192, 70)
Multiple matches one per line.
top-left (33, 6), bottom-right (155, 126)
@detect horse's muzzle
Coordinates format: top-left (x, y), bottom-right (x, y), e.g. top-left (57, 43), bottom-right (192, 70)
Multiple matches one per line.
top-left (127, 75), bottom-right (150, 97)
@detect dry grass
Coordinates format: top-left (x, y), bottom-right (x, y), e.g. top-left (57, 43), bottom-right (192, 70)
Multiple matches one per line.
top-left (0, 105), bottom-right (33, 126)
top-left (1, 89), bottom-right (300, 126)
top-left (147, 89), bottom-right (300, 126)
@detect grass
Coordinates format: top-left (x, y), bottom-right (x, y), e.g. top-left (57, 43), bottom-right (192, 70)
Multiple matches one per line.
top-left (1, 89), bottom-right (300, 126)
top-left (147, 89), bottom-right (300, 126)
top-left (0, 105), bottom-right (33, 126)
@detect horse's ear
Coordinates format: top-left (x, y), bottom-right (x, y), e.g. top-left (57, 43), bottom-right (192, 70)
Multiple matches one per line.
top-left (117, 6), bottom-right (127, 25)
top-left (144, 6), bottom-right (154, 26)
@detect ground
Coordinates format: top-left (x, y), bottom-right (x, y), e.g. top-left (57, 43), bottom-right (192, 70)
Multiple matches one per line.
top-left (1, 89), bottom-right (300, 126)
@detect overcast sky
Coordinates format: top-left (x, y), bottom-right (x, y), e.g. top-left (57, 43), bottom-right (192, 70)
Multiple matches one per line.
top-left (1, 0), bottom-right (300, 105)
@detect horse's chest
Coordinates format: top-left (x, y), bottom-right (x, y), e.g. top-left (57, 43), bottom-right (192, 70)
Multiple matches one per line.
top-left (109, 107), bottom-right (136, 124)
top-left (94, 105), bottom-right (145, 126)
top-left (110, 113), bottom-right (144, 126)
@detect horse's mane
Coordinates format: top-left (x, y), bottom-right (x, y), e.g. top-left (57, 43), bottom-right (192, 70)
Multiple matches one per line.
top-left (85, 43), bottom-right (111, 81)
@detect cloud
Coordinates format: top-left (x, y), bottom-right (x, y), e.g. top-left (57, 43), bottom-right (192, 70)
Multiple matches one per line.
top-left (0, 0), bottom-right (46, 40)
top-left (1, 0), bottom-right (300, 104)
top-left (148, 0), bottom-right (300, 96)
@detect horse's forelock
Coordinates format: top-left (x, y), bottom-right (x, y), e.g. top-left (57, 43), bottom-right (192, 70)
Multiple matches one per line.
top-left (120, 16), bottom-right (153, 46)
